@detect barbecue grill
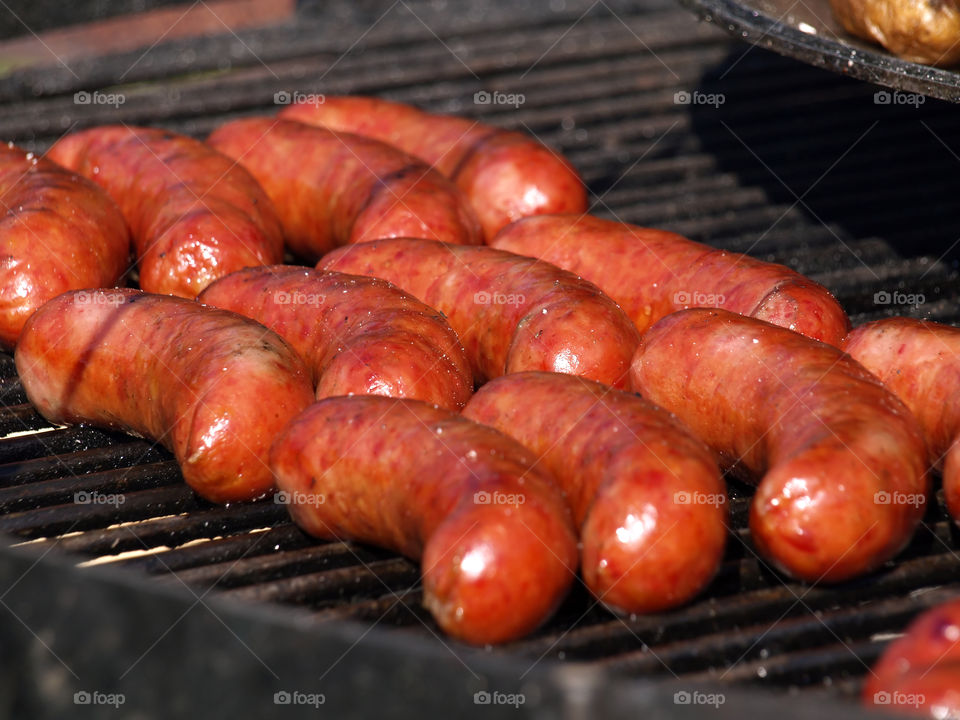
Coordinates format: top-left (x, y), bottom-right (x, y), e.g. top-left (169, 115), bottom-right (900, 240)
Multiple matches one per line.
top-left (0, 0), bottom-right (958, 717)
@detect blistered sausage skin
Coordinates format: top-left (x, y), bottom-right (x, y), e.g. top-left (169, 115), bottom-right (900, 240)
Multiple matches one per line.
top-left (15, 289), bottom-right (314, 503)
top-left (198, 266), bottom-right (473, 409)
top-left (47, 125), bottom-right (283, 298)
top-left (270, 396), bottom-right (578, 645)
top-left (280, 95), bottom-right (587, 241)
top-left (462, 371), bottom-right (726, 614)
top-left (206, 118), bottom-right (481, 261)
top-left (320, 238), bottom-right (640, 388)
top-left (631, 308), bottom-right (928, 582)
top-left (0, 143), bottom-right (129, 349)
top-left (843, 318), bottom-right (960, 523)
top-left (493, 215), bottom-right (850, 345)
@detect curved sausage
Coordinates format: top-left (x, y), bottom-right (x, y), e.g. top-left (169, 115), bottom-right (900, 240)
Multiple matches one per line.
top-left (320, 238), bottom-right (640, 388)
top-left (492, 214), bottom-right (850, 345)
top-left (47, 125), bottom-right (284, 297)
top-left (631, 308), bottom-right (928, 582)
top-left (15, 289), bottom-right (314, 503)
top-left (843, 318), bottom-right (960, 523)
top-left (280, 95), bottom-right (587, 241)
top-left (206, 117), bottom-right (481, 261)
top-left (864, 596), bottom-right (960, 717)
top-left (270, 396), bottom-right (578, 645)
top-left (462, 371), bottom-right (726, 614)
top-left (197, 266), bottom-right (473, 409)
top-left (0, 142), bottom-right (129, 349)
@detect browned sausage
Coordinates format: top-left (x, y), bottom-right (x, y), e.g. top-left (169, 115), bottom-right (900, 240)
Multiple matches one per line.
top-left (462, 371), bottom-right (726, 614)
top-left (280, 95), bottom-right (587, 241)
top-left (15, 289), bottom-right (314, 503)
top-left (197, 266), bottom-right (473, 409)
top-left (492, 214), bottom-right (850, 345)
top-left (319, 238), bottom-right (640, 389)
top-left (47, 125), bottom-right (283, 298)
top-left (206, 117), bottom-right (481, 261)
top-left (270, 396), bottom-right (578, 645)
top-left (631, 308), bottom-right (929, 582)
top-left (843, 317), bottom-right (960, 523)
top-left (0, 142), bottom-right (129, 348)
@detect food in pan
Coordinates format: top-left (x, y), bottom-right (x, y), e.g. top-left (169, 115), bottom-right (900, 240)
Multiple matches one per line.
top-left (320, 238), bottom-right (640, 388)
top-left (15, 289), bottom-right (314, 503)
top-left (270, 396), bottom-right (578, 645)
top-left (0, 142), bottom-right (129, 349)
top-left (462, 371), bottom-right (726, 614)
top-left (47, 125), bottom-right (284, 298)
top-left (280, 95), bottom-right (587, 241)
top-left (492, 214), bottom-right (850, 345)
top-left (207, 117), bottom-right (482, 261)
top-left (843, 317), bottom-right (960, 523)
top-left (829, 0), bottom-right (960, 67)
top-left (631, 308), bottom-right (929, 582)
top-left (198, 266), bottom-right (473, 409)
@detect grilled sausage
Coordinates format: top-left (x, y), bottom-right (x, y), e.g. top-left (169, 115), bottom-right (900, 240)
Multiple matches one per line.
top-left (0, 142), bottom-right (129, 349)
top-left (492, 214), bottom-right (850, 345)
top-left (462, 371), bottom-right (726, 614)
top-left (631, 308), bottom-right (929, 582)
top-left (864, 596), bottom-right (960, 716)
top-left (320, 238), bottom-right (640, 388)
top-left (270, 396), bottom-right (578, 645)
top-left (15, 289), bottom-right (314, 503)
top-left (197, 266), bottom-right (473, 409)
top-left (47, 125), bottom-right (283, 297)
top-left (206, 117), bottom-right (482, 261)
top-left (280, 95), bottom-right (587, 241)
top-left (843, 318), bottom-right (960, 522)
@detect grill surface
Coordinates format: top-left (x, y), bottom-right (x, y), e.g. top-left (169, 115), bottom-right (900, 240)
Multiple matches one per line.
top-left (0, 1), bottom-right (958, 718)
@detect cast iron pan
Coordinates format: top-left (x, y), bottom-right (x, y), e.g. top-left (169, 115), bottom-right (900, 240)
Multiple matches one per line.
top-left (678, 0), bottom-right (960, 102)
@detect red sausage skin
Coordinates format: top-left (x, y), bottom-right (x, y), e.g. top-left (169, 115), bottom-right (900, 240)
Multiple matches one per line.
top-left (280, 95), bottom-right (587, 241)
top-left (631, 308), bottom-right (928, 582)
top-left (198, 266), bottom-right (473, 409)
top-left (270, 396), bottom-right (578, 645)
top-left (462, 371), bottom-right (726, 614)
top-left (492, 214), bottom-right (850, 345)
top-left (320, 238), bottom-right (640, 389)
top-left (15, 289), bottom-right (314, 503)
top-left (207, 117), bottom-right (481, 261)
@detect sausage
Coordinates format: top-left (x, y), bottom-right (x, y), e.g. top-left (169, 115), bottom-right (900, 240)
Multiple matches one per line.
top-left (279, 95), bottom-right (587, 241)
top-left (863, 596), bottom-right (960, 716)
top-left (843, 318), bottom-right (960, 522)
top-left (197, 265), bottom-right (473, 409)
top-left (15, 289), bottom-right (314, 503)
top-left (492, 214), bottom-right (851, 346)
top-left (320, 238), bottom-right (640, 388)
top-left (0, 142), bottom-right (129, 349)
top-left (630, 308), bottom-right (929, 582)
top-left (270, 396), bottom-right (578, 645)
top-left (46, 125), bottom-right (284, 298)
top-left (206, 117), bottom-right (482, 261)
top-left (462, 371), bottom-right (726, 614)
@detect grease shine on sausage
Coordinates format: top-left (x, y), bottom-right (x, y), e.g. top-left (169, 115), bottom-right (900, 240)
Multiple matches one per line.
top-left (16, 289), bottom-right (314, 503)
top-left (492, 214), bottom-right (850, 345)
top-left (631, 308), bottom-right (928, 582)
top-left (207, 117), bottom-right (482, 261)
top-left (843, 318), bottom-right (960, 523)
top-left (320, 238), bottom-right (640, 388)
top-left (0, 143), bottom-right (129, 348)
top-left (198, 266), bottom-right (473, 409)
top-left (47, 125), bottom-right (283, 297)
top-left (280, 95), bottom-right (587, 241)
top-left (462, 371), bottom-right (726, 614)
top-left (270, 396), bottom-right (578, 645)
